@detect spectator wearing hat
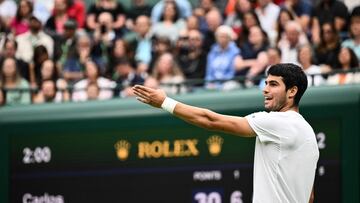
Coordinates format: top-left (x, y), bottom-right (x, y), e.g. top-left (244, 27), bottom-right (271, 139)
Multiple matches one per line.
top-left (15, 14), bottom-right (54, 63)
top-left (56, 19), bottom-right (78, 64)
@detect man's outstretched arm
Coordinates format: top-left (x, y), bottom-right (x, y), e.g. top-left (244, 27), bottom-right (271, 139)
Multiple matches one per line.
top-left (132, 85), bottom-right (256, 137)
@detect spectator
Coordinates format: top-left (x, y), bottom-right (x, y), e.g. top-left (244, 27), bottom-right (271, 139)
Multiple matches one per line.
top-left (280, 0), bottom-right (312, 32)
top-left (0, 57), bottom-right (31, 105)
top-left (297, 44), bottom-right (325, 86)
top-left (0, 39), bottom-right (30, 82)
top-left (203, 9), bottom-right (223, 52)
top-left (275, 8), bottom-right (295, 46)
top-left (15, 15), bottom-right (54, 63)
top-left (278, 20), bottom-right (308, 63)
top-left (151, 0), bottom-right (186, 43)
top-left (206, 25), bottom-right (240, 90)
top-left (152, 52), bottom-right (186, 95)
top-left (45, 0), bottom-right (71, 36)
top-left (186, 15), bottom-right (200, 31)
top-left (342, 6), bottom-right (360, 61)
top-left (62, 33), bottom-right (102, 83)
top-left (225, 0), bottom-right (253, 38)
top-left (314, 21), bottom-right (341, 69)
top-left (255, 0), bottom-right (280, 45)
top-left (175, 29), bottom-right (207, 81)
top-left (237, 11), bottom-right (261, 47)
top-left (38, 59), bottom-right (69, 101)
top-left (327, 47), bottom-right (360, 85)
top-left (193, 0), bottom-right (218, 17)
top-left (258, 46), bottom-right (283, 89)
top-left (122, 15), bottom-right (152, 71)
top-left (66, 0), bottom-right (85, 29)
top-left (29, 45), bottom-right (49, 88)
top-left (0, 0), bottom-right (17, 27)
top-left (151, 0), bottom-right (192, 23)
top-left (86, 81), bottom-right (100, 100)
top-left (72, 60), bottom-right (115, 102)
top-left (235, 25), bottom-right (269, 82)
top-left (33, 79), bottom-right (59, 103)
top-left (127, 0), bottom-right (152, 23)
top-left (86, 0), bottom-right (127, 36)
top-left (148, 36), bottom-right (172, 75)
top-left (311, 0), bottom-right (349, 44)
top-left (10, 0), bottom-right (33, 36)
top-left (57, 19), bottom-right (78, 67)
top-left (112, 58), bottom-right (144, 98)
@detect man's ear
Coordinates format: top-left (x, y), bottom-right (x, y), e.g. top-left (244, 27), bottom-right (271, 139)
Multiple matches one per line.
top-left (288, 86), bottom-right (298, 99)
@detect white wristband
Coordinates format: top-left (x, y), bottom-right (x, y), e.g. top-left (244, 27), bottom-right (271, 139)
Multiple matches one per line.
top-left (161, 97), bottom-right (178, 114)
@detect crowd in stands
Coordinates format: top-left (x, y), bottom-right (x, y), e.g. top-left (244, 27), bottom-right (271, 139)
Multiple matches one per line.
top-left (0, 0), bottom-right (360, 106)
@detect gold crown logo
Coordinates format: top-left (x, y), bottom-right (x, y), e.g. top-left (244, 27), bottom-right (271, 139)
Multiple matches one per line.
top-left (207, 135), bottom-right (223, 156)
top-left (114, 140), bottom-right (131, 161)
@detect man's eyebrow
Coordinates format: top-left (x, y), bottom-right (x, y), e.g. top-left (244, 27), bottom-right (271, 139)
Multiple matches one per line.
top-left (265, 80), bottom-right (280, 84)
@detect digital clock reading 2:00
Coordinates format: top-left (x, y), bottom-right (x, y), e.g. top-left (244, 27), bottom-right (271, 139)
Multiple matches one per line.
top-left (9, 118), bottom-right (339, 203)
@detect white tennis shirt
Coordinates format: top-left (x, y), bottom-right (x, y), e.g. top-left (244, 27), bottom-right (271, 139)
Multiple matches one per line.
top-left (246, 111), bottom-right (319, 203)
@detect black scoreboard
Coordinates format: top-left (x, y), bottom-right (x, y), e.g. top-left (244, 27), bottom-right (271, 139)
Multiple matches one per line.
top-left (1, 85), bottom-right (359, 203)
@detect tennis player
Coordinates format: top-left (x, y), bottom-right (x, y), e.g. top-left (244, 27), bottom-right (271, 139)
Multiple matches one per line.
top-left (133, 63), bottom-right (319, 203)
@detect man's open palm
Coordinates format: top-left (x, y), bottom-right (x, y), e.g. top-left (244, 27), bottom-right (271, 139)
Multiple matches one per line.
top-left (132, 85), bottom-right (167, 108)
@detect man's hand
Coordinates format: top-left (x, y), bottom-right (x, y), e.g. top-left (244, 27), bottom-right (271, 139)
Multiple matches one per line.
top-left (132, 85), bottom-right (167, 108)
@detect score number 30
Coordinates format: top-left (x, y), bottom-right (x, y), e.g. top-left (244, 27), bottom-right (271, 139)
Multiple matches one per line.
top-left (194, 191), bottom-right (243, 203)
top-left (23, 147), bottom-right (51, 164)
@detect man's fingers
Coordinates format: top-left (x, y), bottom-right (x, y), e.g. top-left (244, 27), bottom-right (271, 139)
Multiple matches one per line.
top-left (133, 85), bottom-right (153, 93)
top-left (133, 89), bottom-right (149, 100)
top-left (136, 97), bottom-right (149, 104)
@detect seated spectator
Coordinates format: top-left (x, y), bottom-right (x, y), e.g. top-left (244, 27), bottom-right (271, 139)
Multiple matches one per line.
top-left (107, 38), bottom-right (132, 78)
top-left (57, 19), bottom-right (78, 66)
top-left (151, 0), bottom-right (192, 23)
top-left (0, 0), bottom-right (17, 27)
top-left (148, 36), bottom-right (172, 75)
top-left (62, 33), bottom-right (103, 83)
top-left (205, 25), bottom-right (240, 90)
top-left (38, 59), bottom-right (69, 102)
top-left (122, 15), bottom-right (152, 71)
top-left (44, 0), bottom-right (72, 36)
top-left (33, 79), bottom-right (59, 103)
top-left (275, 8), bottom-right (295, 46)
top-left (311, 0), bottom-right (349, 44)
top-left (186, 15), bottom-right (200, 31)
top-left (236, 10), bottom-right (261, 47)
top-left (297, 44), bottom-right (325, 86)
top-left (342, 6), bottom-right (360, 61)
top-left (15, 15), bottom-right (54, 63)
top-left (150, 0), bottom-right (186, 44)
top-left (203, 9), bottom-right (223, 52)
top-left (175, 29), bottom-right (207, 81)
top-left (0, 57), bottom-right (31, 105)
top-left (277, 20), bottom-right (308, 64)
top-left (72, 60), bottom-right (115, 102)
top-left (86, 81), bottom-right (100, 100)
top-left (235, 25), bottom-right (269, 81)
top-left (225, 0), bottom-right (253, 37)
top-left (86, 0), bottom-right (127, 36)
top-left (315, 21), bottom-right (341, 69)
top-left (327, 47), bottom-right (360, 85)
top-left (29, 45), bottom-right (49, 88)
top-left (255, 0), bottom-right (280, 45)
top-left (127, 0), bottom-right (152, 24)
top-left (9, 0), bottom-right (33, 36)
top-left (112, 58), bottom-right (144, 98)
top-left (152, 52), bottom-right (186, 95)
top-left (0, 39), bottom-right (30, 82)
top-left (66, 0), bottom-right (85, 29)
top-left (280, 0), bottom-right (312, 32)
top-left (93, 12), bottom-right (117, 47)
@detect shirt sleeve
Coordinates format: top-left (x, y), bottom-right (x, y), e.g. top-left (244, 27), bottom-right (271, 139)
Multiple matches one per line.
top-left (245, 111), bottom-right (280, 143)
